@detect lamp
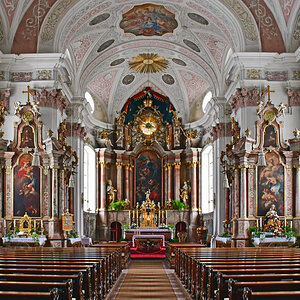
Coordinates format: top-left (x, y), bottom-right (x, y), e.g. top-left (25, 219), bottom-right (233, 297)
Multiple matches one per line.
top-left (257, 148), bottom-right (266, 166)
top-left (69, 172), bottom-right (75, 188)
top-left (32, 147), bottom-right (40, 167)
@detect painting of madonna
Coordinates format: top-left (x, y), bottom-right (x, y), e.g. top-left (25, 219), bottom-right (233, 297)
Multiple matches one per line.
top-left (257, 152), bottom-right (284, 216)
top-left (13, 153), bottom-right (40, 217)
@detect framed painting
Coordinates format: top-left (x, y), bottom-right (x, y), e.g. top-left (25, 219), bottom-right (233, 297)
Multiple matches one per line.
top-left (263, 125), bottom-right (277, 148)
top-left (13, 153), bottom-right (41, 217)
top-left (257, 151), bottom-right (284, 216)
top-left (20, 125), bottom-right (35, 148)
top-left (136, 151), bottom-right (162, 205)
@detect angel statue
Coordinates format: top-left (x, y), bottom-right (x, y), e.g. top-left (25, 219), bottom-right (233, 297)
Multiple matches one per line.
top-left (107, 180), bottom-right (117, 205)
top-left (180, 181), bottom-right (191, 206)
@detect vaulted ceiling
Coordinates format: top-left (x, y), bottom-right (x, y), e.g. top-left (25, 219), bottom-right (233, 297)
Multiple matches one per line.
top-left (0, 0), bottom-right (299, 123)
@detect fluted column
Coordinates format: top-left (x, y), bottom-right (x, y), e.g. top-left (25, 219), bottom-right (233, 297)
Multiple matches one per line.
top-left (191, 161), bottom-right (197, 209)
top-left (116, 162), bottom-right (123, 200)
top-left (129, 164), bottom-right (134, 207)
top-left (285, 165), bottom-right (293, 217)
top-left (164, 164), bottom-right (168, 204)
top-left (174, 162), bottom-right (181, 200)
top-left (100, 162), bottom-right (106, 209)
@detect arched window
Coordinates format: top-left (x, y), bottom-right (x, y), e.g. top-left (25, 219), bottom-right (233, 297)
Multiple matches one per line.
top-left (202, 91), bottom-right (212, 113)
top-left (201, 145), bottom-right (213, 213)
top-left (83, 145), bottom-right (96, 212)
top-left (85, 92), bottom-right (95, 113)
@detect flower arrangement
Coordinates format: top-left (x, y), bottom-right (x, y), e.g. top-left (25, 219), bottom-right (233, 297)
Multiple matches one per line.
top-left (220, 231), bottom-right (232, 238)
top-left (5, 232), bottom-right (13, 241)
top-left (130, 223), bottom-right (137, 229)
top-left (68, 230), bottom-right (78, 238)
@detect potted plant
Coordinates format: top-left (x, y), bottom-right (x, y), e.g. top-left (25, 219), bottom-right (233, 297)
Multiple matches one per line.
top-left (171, 200), bottom-right (187, 210)
top-left (109, 199), bottom-right (125, 211)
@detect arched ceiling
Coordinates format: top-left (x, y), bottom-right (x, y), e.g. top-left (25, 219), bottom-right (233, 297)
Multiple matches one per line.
top-left (1, 0), bottom-right (299, 124)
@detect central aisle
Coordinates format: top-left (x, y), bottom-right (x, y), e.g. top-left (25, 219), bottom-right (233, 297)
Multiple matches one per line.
top-left (112, 259), bottom-right (189, 299)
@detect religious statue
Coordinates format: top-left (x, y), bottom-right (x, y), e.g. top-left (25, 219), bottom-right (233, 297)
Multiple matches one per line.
top-left (180, 181), bottom-right (191, 206)
top-left (106, 180), bottom-right (117, 205)
top-left (264, 204), bottom-right (283, 233)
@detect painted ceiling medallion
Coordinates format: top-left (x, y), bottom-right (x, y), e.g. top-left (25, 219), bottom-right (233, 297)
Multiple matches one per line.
top-left (172, 58), bottom-right (186, 66)
top-left (183, 39), bottom-right (200, 52)
top-left (120, 3), bottom-right (178, 36)
top-left (97, 39), bottom-right (114, 52)
top-left (162, 74), bottom-right (175, 85)
top-left (110, 58), bottom-right (125, 66)
top-left (89, 13), bottom-right (110, 26)
top-left (128, 53), bottom-right (168, 74)
top-left (188, 13), bottom-right (209, 25)
top-left (122, 74), bottom-right (135, 85)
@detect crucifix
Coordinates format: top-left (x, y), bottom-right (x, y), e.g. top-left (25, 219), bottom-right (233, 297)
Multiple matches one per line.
top-left (262, 85), bottom-right (275, 104)
top-left (22, 85), bottom-right (36, 103)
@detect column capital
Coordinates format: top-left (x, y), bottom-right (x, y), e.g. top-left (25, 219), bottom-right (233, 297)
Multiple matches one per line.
top-left (116, 162), bottom-right (123, 169)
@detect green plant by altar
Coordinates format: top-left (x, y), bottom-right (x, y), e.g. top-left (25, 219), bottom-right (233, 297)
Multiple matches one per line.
top-left (171, 200), bottom-right (187, 210)
top-left (109, 199), bottom-right (125, 211)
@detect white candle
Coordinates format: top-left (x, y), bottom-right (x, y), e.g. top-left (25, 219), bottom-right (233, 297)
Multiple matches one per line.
top-left (129, 211), bottom-right (131, 226)
top-left (284, 217), bottom-right (286, 228)
top-left (13, 219), bottom-right (16, 228)
top-left (166, 210), bottom-right (167, 224)
top-left (260, 217), bottom-right (262, 229)
top-left (34, 220), bottom-right (36, 229)
top-left (158, 210), bottom-right (161, 225)
top-left (41, 219), bottom-right (43, 227)
top-left (290, 220), bottom-right (292, 229)
top-left (256, 219), bottom-right (259, 228)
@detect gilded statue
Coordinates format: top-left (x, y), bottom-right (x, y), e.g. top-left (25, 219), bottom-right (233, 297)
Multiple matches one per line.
top-left (264, 204), bottom-right (282, 233)
top-left (180, 181), bottom-right (190, 206)
top-left (106, 180), bottom-right (117, 205)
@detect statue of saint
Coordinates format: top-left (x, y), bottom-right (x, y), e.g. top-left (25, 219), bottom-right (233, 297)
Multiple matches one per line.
top-left (264, 204), bottom-right (282, 233)
top-left (180, 181), bottom-right (190, 206)
top-left (106, 180), bottom-right (117, 205)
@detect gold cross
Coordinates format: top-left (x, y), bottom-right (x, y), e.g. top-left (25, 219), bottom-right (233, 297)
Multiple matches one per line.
top-left (262, 85), bottom-right (275, 104)
top-left (22, 85), bottom-right (36, 103)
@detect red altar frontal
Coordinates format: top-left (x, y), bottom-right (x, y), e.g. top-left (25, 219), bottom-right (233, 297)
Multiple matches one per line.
top-left (126, 228), bottom-right (172, 258)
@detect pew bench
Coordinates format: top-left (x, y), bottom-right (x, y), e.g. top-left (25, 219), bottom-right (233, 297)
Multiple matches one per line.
top-left (0, 288), bottom-right (59, 299)
top-left (243, 288), bottom-right (300, 300)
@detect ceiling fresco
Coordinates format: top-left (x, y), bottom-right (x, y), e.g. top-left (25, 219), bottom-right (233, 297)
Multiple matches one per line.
top-left (0, 0), bottom-right (299, 123)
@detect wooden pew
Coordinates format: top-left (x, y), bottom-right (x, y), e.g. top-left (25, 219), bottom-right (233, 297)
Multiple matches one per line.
top-left (243, 287), bottom-right (300, 300)
top-left (0, 288), bottom-right (59, 299)
top-left (228, 278), bottom-right (300, 300)
top-left (0, 280), bottom-right (72, 300)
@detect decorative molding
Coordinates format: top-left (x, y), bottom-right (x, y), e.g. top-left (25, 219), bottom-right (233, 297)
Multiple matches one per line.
top-left (287, 88), bottom-right (300, 106)
top-left (0, 15), bottom-right (3, 41)
top-left (41, 0), bottom-right (79, 41)
top-left (37, 70), bottom-right (52, 80)
top-left (11, 72), bottom-right (32, 82)
top-left (265, 71), bottom-right (287, 81)
top-left (230, 87), bottom-right (263, 113)
top-left (33, 88), bottom-right (67, 112)
top-left (279, 0), bottom-right (296, 25)
top-left (293, 71), bottom-right (300, 80)
top-left (220, 0), bottom-right (257, 41)
top-left (66, 122), bottom-right (87, 140)
top-left (293, 8), bottom-right (300, 40)
top-left (210, 122), bottom-right (232, 141)
top-left (247, 69), bottom-right (261, 79)
top-left (0, 72), bottom-right (5, 81)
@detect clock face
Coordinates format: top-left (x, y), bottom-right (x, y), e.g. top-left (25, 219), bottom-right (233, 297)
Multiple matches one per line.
top-left (139, 116), bottom-right (158, 136)
top-left (23, 111), bottom-right (33, 122)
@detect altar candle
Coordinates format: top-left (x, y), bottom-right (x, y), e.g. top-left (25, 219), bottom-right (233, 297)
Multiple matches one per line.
top-left (256, 219), bottom-right (259, 228)
top-left (284, 217), bottom-right (286, 228)
top-left (34, 220), bottom-right (36, 229)
top-left (41, 219), bottom-right (43, 228)
top-left (166, 210), bottom-right (167, 224)
top-left (129, 211), bottom-right (131, 225)
top-left (133, 210), bottom-right (135, 222)
top-left (290, 220), bottom-right (293, 229)
top-left (158, 210), bottom-right (161, 225)
top-left (13, 219), bottom-right (16, 228)
top-left (260, 217), bottom-right (262, 229)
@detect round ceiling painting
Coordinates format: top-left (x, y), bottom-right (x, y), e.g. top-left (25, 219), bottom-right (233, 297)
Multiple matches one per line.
top-left (120, 4), bottom-right (178, 36)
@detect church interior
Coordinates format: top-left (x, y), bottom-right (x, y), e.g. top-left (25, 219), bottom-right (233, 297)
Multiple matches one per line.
top-left (0, 0), bottom-right (300, 299)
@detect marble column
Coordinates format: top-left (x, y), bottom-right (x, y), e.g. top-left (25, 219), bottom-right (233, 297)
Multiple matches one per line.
top-left (247, 167), bottom-right (255, 217)
top-left (285, 166), bottom-right (293, 217)
top-left (174, 162), bottom-right (181, 200)
top-left (234, 168), bottom-right (240, 218)
top-left (116, 162), bottom-right (123, 200)
top-left (295, 167), bottom-right (300, 217)
top-left (100, 162), bottom-right (106, 209)
top-left (124, 164), bottom-right (130, 200)
top-left (164, 164), bottom-right (168, 205)
top-left (129, 164), bottom-right (134, 207)
top-left (240, 167), bottom-right (247, 218)
top-left (191, 162), bottom-right (197, 210)
top-left (225, 188), bottom-right (230, 221)
top-left (167, 163), bottom-right (173, 201)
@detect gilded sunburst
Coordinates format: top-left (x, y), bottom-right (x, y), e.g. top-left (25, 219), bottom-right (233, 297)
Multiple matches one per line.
top-left (128, 53), bottom-right (168, 73)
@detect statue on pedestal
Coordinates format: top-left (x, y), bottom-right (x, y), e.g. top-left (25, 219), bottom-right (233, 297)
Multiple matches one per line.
top-left (107, 180), bottom-right (117, 205)
top-left (180, 181), bottom-right (190, 206)
top-left (264, 204), bottom-right (283, 233)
